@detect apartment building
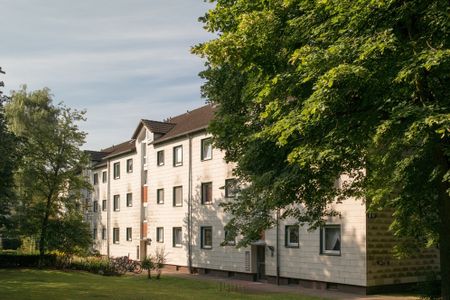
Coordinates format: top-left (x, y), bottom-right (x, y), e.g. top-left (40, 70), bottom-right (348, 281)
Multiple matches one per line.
top-left (85, 104), bottom-right (439, 294)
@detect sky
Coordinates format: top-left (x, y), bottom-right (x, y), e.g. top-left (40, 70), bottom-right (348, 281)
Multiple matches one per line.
top-left (0, 0), bottom-right (215, 150)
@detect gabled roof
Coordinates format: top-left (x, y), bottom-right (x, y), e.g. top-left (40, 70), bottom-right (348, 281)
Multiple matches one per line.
top-left (102, 139), bottom-right (136, 159)
top-left (85, 150), bottom-right (109, 162)
top-left (130, 104), bottom-right (216, 144)
top-left (154, 104), bottom-right (215, 144)
top-left (131, 119), bottom-right (175, 139)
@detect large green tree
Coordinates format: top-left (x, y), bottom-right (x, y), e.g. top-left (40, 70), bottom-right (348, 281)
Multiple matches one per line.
top-left (5, 86), bottom-right (91, 261)
top-left (0, 68), bottom-right (20, 235)
top-left (194, 0), bottom-right (450, 296)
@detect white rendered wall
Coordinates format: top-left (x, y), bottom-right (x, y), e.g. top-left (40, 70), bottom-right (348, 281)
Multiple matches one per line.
top-left (265, 196), bottom-right (367, 286)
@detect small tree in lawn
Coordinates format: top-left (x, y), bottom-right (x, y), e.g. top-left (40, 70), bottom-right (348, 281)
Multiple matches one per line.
top-left (142, 255), bottom-right (154, 279)
top-left (154, 247), bottom-right (166, 279)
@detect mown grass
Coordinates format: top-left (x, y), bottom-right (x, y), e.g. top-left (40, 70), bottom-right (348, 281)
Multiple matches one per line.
top-left (0, 269), bottom-right (327, 300)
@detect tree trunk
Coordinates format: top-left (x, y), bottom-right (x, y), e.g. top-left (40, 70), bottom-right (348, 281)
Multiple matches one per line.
top-left (38, 195), bottom-right (52, 267)
top-left (437, 146), bottom-right (450, 300)
top-left (147, 269), bottom-right (151, 279)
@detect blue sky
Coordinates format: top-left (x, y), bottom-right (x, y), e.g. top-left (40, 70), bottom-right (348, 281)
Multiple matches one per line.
top-left (0, 0), bottom-right (215, 149)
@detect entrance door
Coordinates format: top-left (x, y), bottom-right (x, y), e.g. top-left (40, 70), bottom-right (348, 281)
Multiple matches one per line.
top-left (256, 246), bottom-right (266, 280)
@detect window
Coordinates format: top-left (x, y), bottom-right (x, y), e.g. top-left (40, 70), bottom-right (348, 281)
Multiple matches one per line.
top-left (285, 225), bottom-right (299, 248)
top-left (224, 230), bottom-right (236, 246)
top-left (93, 200), bottom-right (98, 212)
top-left (93, 173), bottom-right (98, 185)
top-left (157, 189), bottom-right (164, 204)
top-left (201, 226), bottom-right (213, 249)
top-left (126, 159), bottom-right (133, 173)
top-left (113, 195), bottom-right (120, 211)
top-left (173, 145), bottom-right (183, 166)
top-left (173, 186), bottom-right (183, 207)
top-left (126, 193), bottom-right (132, 207)
top-left (113, 228), bottom-right (120, 244)
top-left (156, 227), bottom-right (164, 243)
top-left (201, 182), bottom-right (212, 205)
top-left (173, 227), bottom-right (182, 247)
top-left (102, 171), bottom-right (107, 183)
top-left (126, 227), bottom-right (132, 241)
top-left (157, 150), bottom-right (164, 166)
top-left (93, 228), bottom-right (97, 240)
top-left (225, 179), bottom-right (238, 198)
top-left (201, 138), bottom-right (212, 161)
top-left (320, 225), bottom-right (341, 255)
top-left (102, 200), bottom-right (107, 211)
top-left (102, 227), bottom-right (106, 240)
top-left (113, 162), bottom-right (120, 179)
top-left (142, 143), bottom-right (147, 164)
top-left (144, 170), bottom-right (148, 185)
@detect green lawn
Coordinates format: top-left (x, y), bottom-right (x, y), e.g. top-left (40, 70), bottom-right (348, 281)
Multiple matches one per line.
top-left (0, 269), bottom-right (326, 300)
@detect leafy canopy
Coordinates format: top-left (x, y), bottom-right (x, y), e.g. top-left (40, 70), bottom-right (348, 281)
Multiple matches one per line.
top-left (5, 86), bottom-right (91, 255)
top-left (194, 0), bottom-right (450, 250)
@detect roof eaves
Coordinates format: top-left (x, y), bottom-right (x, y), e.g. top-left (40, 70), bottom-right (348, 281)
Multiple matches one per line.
top-left (153, 126), bottom-right (208, 145)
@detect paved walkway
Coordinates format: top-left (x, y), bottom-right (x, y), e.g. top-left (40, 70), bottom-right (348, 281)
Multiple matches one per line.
top-left (161, 270), bottom-right (419, 300)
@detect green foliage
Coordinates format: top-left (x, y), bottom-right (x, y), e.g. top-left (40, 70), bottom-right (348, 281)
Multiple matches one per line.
top-left (46, 215), bottom-right (92, 258)
top-left (69, 256), bottom-right (118, 276)
top-left (4, 86), bottom-right (91, 257)
top-left (0, 253), bottom-right (57, 268)
top-left (142, 248), bottom-right (167, 279)
top-left (0, 98), bottom-right (21, 233)
top-left (194, 0), bottom-right (449, 258)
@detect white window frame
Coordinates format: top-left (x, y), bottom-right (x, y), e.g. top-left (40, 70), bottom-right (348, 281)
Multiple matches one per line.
top-left (201, 182), bottom-right (212, 205)
top-left (126, 193), bottom-right (132, 207)
top-left (173, 145), bottom-right (183, 167)
top-left (321, 224), bottom-right (341, 255)
top-left (156, 227), bottom-right (164, 243)
top-left (113, 162), bottom-right (120, 179)
top-left (173, 227), bottom-right (182, 248)
top-left (173, 186), bottom-right (183, 207)
top-left (225, 178), bottom-right (238, 198)
top-left (126, 159), bottom-right (133, 173)
top-left (201, 138), bottom-right (212, 161)
top-left (157, 188), bottom-right (164, 204)
top-left (285, 225), bottom-right (299, 248)
top-left (201, 226), bottom-right (213, 249)
top-left (157, 150), bottom-right (164, 166)
top-left (113, 195), bottom-right (120, 211)
top-left (126, 227), bottom-right (132, 241)
top-left (113, 228), bottom-right (120, 244)
top-left (224, 230), bottom-right (236, 246)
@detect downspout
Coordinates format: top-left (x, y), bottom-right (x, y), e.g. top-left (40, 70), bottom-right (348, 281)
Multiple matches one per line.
top-left (276, 209), bottom-right (280, 285)
top-left (188, 134), bottom-right (193, 273)
top-left (107, 159), bottom-right (111, 258)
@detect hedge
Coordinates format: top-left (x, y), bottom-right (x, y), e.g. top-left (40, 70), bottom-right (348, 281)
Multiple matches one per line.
top-left (0, 254), bottom-right (57, 268)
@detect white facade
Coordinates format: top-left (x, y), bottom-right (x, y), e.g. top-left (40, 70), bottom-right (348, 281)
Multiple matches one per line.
top-left (85, 104), bottom-right (436, 293)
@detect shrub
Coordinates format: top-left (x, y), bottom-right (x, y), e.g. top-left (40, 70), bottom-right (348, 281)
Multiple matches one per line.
top-left (0, 253), bottom-right (56, 268)
top-left (69, 256), bottom-right (119, 276)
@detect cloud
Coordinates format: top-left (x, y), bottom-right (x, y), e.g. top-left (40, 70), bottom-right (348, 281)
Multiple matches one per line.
top-left (0, 0), bottom-right (216, 149)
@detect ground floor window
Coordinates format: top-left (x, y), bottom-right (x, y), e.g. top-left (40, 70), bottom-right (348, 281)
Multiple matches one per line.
top-left (157, 227), bottom-right (164, 243)
top-left (285, 225), bottom-right (299, 248)
top-left (113, 227), bottom-right (120, 244)
top-left (223, 230), bottom-right (236, 246)
top-left (126, 227), bottom-right (132, 241)
top-left (201, 226), bottom-right (212, 249)
top-left (173, 227), bottom-right (182, 247)
top-left (320, 224), bottom-right (341, 255)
